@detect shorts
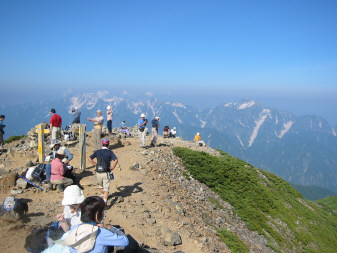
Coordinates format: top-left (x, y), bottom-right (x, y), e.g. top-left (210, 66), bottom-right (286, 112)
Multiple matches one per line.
top-left (96, 172), bottom-right (110, 192)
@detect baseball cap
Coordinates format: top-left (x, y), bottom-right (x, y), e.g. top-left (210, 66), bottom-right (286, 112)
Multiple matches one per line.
top-left (101, 139), bottom-right (110, 145)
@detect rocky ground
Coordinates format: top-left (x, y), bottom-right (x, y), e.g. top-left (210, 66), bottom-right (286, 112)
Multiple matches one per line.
top-left (0, 126), bottom-right (273, 253)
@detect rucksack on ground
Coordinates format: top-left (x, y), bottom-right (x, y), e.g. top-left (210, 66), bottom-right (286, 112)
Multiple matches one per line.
top-left (0, 196), bottom-right (28, 222)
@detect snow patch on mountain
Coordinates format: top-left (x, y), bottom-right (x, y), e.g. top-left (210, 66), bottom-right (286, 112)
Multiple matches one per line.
top-left (165, 102), bottom-right (186, 109)
top-left (207, 109), bottom-right (213, 116)
top-left (237, 135), bottom-right (244, 147)
top-left (128, 102), bottom-right (144, 115)
top-left (276, 121), bottom-right (294, 139)
top-left (224, 102), bottom-right (235, 107)
top-left (238, 100), bottom-right (256, 110)
top-left (332, 128), bottom-right (336, 136)
top-left (248, 109), bottom-right (271, 147)
top-left (104, 97), bottom-right (124, 106)
top-left (173, 111), bottom-right (182, 124)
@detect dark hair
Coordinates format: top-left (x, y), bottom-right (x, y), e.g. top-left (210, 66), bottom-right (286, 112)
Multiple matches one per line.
top-left (80, 196), bottom-right (105, 223)
top-left (102, 143), bottom-right (109, 148)
top-left (55, 153), bottom-right (65, 159)
top-left (0, 115), bottom-right (4, 119)
top-left (51, 109), bottom-right (56, 113)
top-left (25, 227), bottom-right (63, 253)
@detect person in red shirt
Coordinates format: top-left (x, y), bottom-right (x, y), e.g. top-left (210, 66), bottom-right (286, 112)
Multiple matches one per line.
top-left (50, 108), bottom-right (62, 141)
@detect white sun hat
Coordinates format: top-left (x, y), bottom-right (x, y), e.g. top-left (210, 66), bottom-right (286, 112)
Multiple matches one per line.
top-left (140, 113), bottom-right (146, 118)
top-left (62, 185), bottom-right (85, 205)
top-left (107, 105), bottom-right (112, 110)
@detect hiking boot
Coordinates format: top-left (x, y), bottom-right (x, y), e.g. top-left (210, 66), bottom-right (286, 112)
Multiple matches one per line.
top-left (56, 184), bottom-right (65, 192)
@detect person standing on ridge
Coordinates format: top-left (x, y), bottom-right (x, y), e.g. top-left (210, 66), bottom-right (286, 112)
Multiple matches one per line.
top-left (107, 106), bottom-right (113, 134)
top-left (71, 107), bottom-right (81, 124)
top-left (137, 113), bottom-right (148, 148)
top-left (150, 116), bottom-right (160, 147)
top-left (0, 115), bottom-right (6, 148)
top-left (88, 139), bottom-right (118, 204)
top-left (50, 109), bottom-right (62, 141)
top-left (88, 110), bottom-right (104, 150)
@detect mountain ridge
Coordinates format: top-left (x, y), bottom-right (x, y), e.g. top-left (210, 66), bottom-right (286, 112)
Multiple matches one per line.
top-left (1, 92), bottom-right (337, 193)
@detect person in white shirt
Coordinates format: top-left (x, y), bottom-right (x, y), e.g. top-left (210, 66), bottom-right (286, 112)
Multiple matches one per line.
top-left (56, 185), bottom-right (85, 232)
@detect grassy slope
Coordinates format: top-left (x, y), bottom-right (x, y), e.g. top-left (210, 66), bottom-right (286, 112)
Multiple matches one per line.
top-left (173, 147), bottom-right (337, 253)
top-left (316, 195), bottom-right (337, 214)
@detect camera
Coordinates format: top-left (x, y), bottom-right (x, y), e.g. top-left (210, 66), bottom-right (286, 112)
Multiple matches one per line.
top-left (72, 109), bottom-right (75, 113)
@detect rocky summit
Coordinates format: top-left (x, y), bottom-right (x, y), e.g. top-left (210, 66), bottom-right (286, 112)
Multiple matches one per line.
top-left (0, 124), bottom-right (336, 253)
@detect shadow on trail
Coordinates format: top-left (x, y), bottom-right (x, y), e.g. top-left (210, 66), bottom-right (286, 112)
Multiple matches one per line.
top-left (109, 139), bottom-right (124, 150)
top-left (107, 182), bottom-right (143, 207)
top-left (76, 170), bottom-right (94, 180)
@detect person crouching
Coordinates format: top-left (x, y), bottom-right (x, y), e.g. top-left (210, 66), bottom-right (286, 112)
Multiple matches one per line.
top-left (50, 148), bottom-right (74, 191)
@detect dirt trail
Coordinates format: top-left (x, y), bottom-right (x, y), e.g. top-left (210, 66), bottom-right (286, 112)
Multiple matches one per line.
top-left (0, 134), bottom-right (224, 253)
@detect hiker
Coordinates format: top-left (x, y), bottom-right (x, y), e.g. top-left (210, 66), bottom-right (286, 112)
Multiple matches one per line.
top-left (150, 116), bottom-right (160, 147)
top-left (64, 196), bottom-right (129, 252)
top-left (56, 185), bottom-right (85, 232)
top-left (107, 106), bottom-right (113, 134)
top-left (137, 113), bottom-right (148, 148)
top-left (88, 139), bottom-right (118, 204)
top-left (45, 140), bottom-right (74, 183)
top-left (50, 109), bottom-right (62, 141)
top-left (0, 115), bottom-right (5, 148)
top-left (194, 132), bottom-right (206, 146)
top-left (163, 126), bottom-right (170, 138)
top-left (72, 107), bottom-right (81, 124)
top-left (170, 126), bottom-right (176, 138)
top-left (88, 110), bottom-right (104, 150)
top-left (119, 120), bottom-right (130, 136)
top-left (50, 148), bottom-right (74, 191)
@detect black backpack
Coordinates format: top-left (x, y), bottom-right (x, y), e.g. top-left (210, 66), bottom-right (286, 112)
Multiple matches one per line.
top-left (0, 197), bottom-right (28, 221)
top-left (96, 150), bottom-right (111, 173)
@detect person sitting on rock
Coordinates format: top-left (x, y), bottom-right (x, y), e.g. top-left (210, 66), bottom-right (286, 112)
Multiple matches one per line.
top-left (119, 120), bottom-right (130, 136)
top-left (170, 127), bottom-right (176, 138)
top-left (45, 140), bottom-right (74, 185)
top-left (64, 196), bottom-right (129, 252)
top-left (50, 148), bottom-right (74, 191)
top-left (194, 132), bottom-right (206, 146)
top-left (163, 126), bottom-right (170, 138)
top-left (56, 185), bottom-right (85, 232)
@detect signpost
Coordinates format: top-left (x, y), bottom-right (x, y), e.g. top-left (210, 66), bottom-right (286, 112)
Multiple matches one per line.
top-left (36, 124), bottom-right (50, 163)
top-left (79, 124), bottom-right (86, 170)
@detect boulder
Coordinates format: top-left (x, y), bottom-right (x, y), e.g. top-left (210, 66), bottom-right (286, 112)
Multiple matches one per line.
top-left (16, 178), bottom-right (28, 189)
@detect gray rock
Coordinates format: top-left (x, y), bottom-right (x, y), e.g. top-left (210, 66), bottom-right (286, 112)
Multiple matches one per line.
top-left (11, 189), bottom-right (23, 195)
top-left (80, 176), bottom-right (97, 186)
top-left (16, 178), bottom-right (28, 189)
top-left (129, 162), bottom-right (142, 171)
top-left (163, 229), bottom-right (182, 246)
top-left (25, 160), bottom-right (34, 168)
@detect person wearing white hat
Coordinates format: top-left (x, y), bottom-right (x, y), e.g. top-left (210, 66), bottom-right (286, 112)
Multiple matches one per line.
top-left (170, 126), bottom-right (176, 138)
top-left (150, 116), bottom-right (160, 147)
top-left (88, 110), bottom-right (104, 150)
top-left (106, 106), bottom-right (113, 134)
top-left (194, 132), bottom-right (206, 146)
top-left (56, 185), bottom-right (85, 232)
top-left (71, 107), bottom-right (81, 124)
top-left (137, 113), bottom-right (148, 147)
top-left (45, 139), bottom-right (74, 187)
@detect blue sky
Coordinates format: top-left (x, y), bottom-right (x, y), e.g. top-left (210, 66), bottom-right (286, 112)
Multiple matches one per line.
top-left (1, 1), bottom-right (337, 124)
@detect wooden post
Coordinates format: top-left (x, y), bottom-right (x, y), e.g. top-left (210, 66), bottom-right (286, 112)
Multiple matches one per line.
top-left (36, 124), bottom-right (49, 163)
top-left (79, 124), bottom-right (86, 170)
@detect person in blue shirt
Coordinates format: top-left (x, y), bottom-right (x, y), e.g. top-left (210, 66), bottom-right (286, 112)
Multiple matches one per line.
top-left (150, 116), bottom-right (160, 147)
top-left (72, 107), bottom-right (81, 124)
top-left (137, 113), bottom-right (148, 148)
top-left (65, 196), bottom-right (129, 253)
top-left (45, 140), bottom-right (74, 187)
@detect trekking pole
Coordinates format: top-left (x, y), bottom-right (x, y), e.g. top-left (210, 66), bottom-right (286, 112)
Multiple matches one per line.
top-left (18, 175), bottom-right (44, 191)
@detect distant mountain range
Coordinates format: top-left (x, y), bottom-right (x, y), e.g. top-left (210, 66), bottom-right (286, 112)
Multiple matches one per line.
top-left (1, 92), bottom-right (337, 193)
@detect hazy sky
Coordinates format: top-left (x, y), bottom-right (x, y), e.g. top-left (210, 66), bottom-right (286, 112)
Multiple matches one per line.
top-left (1, 1), bottom-right (337, 124)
